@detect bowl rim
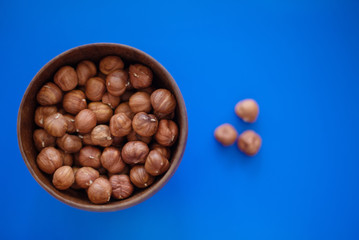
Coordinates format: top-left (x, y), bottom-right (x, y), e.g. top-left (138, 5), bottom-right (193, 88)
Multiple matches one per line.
top-left (17, 42), bottom-right (188, 212)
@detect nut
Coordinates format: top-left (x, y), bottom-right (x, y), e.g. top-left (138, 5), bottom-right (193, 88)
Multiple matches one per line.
top-left (111, 136), bottom-right (125, 147)
top-left (109, 113), bottom-right (132, 137)
top-left (87, 178), bottom-right (112, 204)
top-left (36, 82), bottom-right (63, 106)
top-left (88, 102), bottom-right (113, 124)
top-left (235, 99), bottom-right (259, 123)
top-left (121, 141), bottom-right (149, 165)
top-left (129, 91), bottom-right (152, 113)
top-left (78, 146), bottom-right (102, 168)
top-left (128, 64), bottom-right (153, 89)
top-left (36, 147), bottom-right (63, 174)
top-left (52, 166), bottom-right (75, 190)
top-left (63, 90), bottom-right (87, 115)
top-left (76, 60), bottom-right (97, 86)
top-left (44, 113), bottom-right (68, 137)
top-left (63, 114), bottom-right (76, 133)
top-left (75, 167), bottom-right (100, 188)
top-left (127, 130), bottom-right (152, 144)
top-left (106, 70), bottom-right (128, 96)
top-left (56, 134), bottom-right (83, 153)
top-left (154, 120), bottom-right (178, 147)
top-left (85, 77), bottom-right (106, 101)
top-left (54, 66), bottom-right (78, 91)
top-left (100, 147), bottom-right (126, 173)
top-left (34, 106), bottom-right (58, 128)
top-left (141, 86), bottom-right (155, 95)
top-left (75, 109), bottom-right (97, 134)
top-left (58, 150), bottom-right (73, 166)
top-left (120, 90), bottom-right (134, 102)
top-left (154, 111), bottom-right (175, 120)
top-left (91, 125), bottom-right (113, 147)
top-left (214, 123), bottom-right (238, 146)
top-left (129, 165), bottom-right (154, 188)
top-left (102, 92), bottom-right (120, 109)
top-left (150, 89), bottom-right (176, 115)
top-left (79, 133), bottom-right (94, 145)
top-left (109, 175), bottom-right (134, 200)
top-left (99, 56), bottom-right (124, 75)
top-left (33, 129), bottom-right (56, 151)
top-left (71, 167), bottom-right (82, 189)
top-left (132, 112), bottom-right (158, 137)
top-left (237, 130), bottom-right (262, 156)
top-left (145, 150), bottom-right (170, 176)
top-left (150, 143), bottom-right (171, 159)
top-left (115, 102), bottom-right (134, 119)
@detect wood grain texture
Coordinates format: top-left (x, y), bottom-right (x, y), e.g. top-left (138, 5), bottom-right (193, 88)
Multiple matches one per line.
top-left (17, 43), bottom-right (188, 212)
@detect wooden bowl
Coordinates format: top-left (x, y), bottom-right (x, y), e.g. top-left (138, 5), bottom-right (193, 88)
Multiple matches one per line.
top-left (17, 43), bottom-right (188, 212)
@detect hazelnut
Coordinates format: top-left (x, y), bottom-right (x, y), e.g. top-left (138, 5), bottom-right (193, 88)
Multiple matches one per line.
top-left (58, 150), bottom-right (73, 166)
top-left (154, 120), bottom-right (178, 147)
top-left (36, 147), bottom-right (63, 174)
top-left (63, 90), bottom-right (87, 115)
top-left (150, 143), bottom-right (171, 159)
top-left (145, 150), bottom-right (170, 176)
top-left (73, 152), bottom-right (81, 166)
top-left (78, 146), bottom-right (102, 168)
top-left (71, 167), bottom-right (81, 189)
top-left (79, 133), bottom-right (94, 145)
top-left (33, 129), bottom-right (56, 151)
top-left (97, 72), bottom-right (107, 80)
top-left (141, 86), bottom-right (155, 95)
top-left (76, 60), bottom-right (97, 86)
top-left (52, 166), bottom-right (75, 190)
top-left (127, 130), bottom-right (152, 144)
top-left (106, 70), bottom-right (129, 96)
top-left (154, 111), bottom-right (175, 120)
top-left (102, 92), bottom-right (120, 109)
top-left (129, 165), bottom-right (154, 188)
top-left (129, 92), bottom-right (152, 113)
top-left (112, 136), bottom-right (125, 147)
top-left (54, 66), bottom-right (78, 91)
top-left (132, 112), bottom-right (158, 137)
top-left (85, 77), bottom-right (106, 101)
top-left (109, 113), bottom-right (132, 137)
top-left (115, 102), bottom-right (134, 119)
top-left (63, 114), bottom-right (76, 133)
top-left (235, 99), bottom-right (259, 123)
top-left (75, 167), bottom-right (100, 188)
top-left (91, 125), bottom-right (113, 147)
top-left (120, 90), bottom-right (134, 102)
top-left (44, 113), bottom-right (68, 137)
top-left (98, 167), bottom-right (107, 175)
top-left (36, 82), bottom-right (63, 106)
top-left (75, 109), bottom-right (97, 134)
top-left (87, 178), bottom-right (112, 204)
top-left (121, 141), bottom-right (149, 165)
top-left (56, 134), bottom-right (82, 153)
top-left (100, 147), bottom-right (126, 173)
top-left (88, 102), bottom-right (113, 124)
top-left (150, 89), bottom-right (176, 115)
top-left (214, 123), bottom-right (238, 146)
top-left (99, 56), bottom-right (124, 75)
top-left (109, 175), bottom-right (134, 199)
top-left (128, 64), bottom-right (153, 89)
top-left (237, 130), bottom-right (262, 156)
top-left (34, 106), bottom-right (58, 128)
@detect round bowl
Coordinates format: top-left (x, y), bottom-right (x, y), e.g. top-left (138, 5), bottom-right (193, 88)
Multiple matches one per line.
top-left (17, 43), bottom-right (188, 212)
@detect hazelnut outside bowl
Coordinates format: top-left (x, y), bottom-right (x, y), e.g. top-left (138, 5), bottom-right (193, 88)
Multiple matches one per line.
top-left (17, 43), bottom-right (188, 212)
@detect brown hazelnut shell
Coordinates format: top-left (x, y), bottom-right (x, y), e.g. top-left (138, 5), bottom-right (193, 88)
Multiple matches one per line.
top-left (75, 167), bottom-right (100, 188)
top-left (120, 90), bottom-right (134, 102)
top-left (54, 66), bottom-right (78, 91)
top-left (36, 82), bottom-right (63, 106)
top-left (129, 165), bottom-right (155, 188)
top-left (132, 112), bottom-right (158, 137)
top-left (128, 64), bottom-right (153, 89)
top-left (87, 178), bottom-right (112, 204)
top-left (106, 70), bottom-right (129, 96)
top-left (63, 114), bottom-right (76, 133)
top-left (235, 99), bottom-right (259, 123)
top-left (99, 56), bottom-right (124, 75)
top-left (56, 134), bottom-right (82, 153)
top-left (214, 123), bottom-right (238, 146)
top-left (75, 109), bottom-right (97, 134)
top-left (85, 77), bottom-right (106, 101)
top-left (34, 106), bottom-right (58, 128)
top-left (33, 129), bottom-right (56, 151)
top-left (154, 120), bottom-right (178, 147)
top-left (76, 60), bottom-right (97, 86)
top-left (78, 146), bottom-right (102, 168)
top-left (36, 147), bottom-right (63, 174)
top-left (114, 102), bottom-right (134, 119)
top-left (109, 113), bottom-right (132, 137)
top-left (100, 147), bottom-right (126, 174)
top-left (237, 130), bottom-right (262, 156)
top-left (88, 102), bottom-right (113, 124)
top-left (91, 125), bottom-right (113, 147)
top-left (127, 130), bottom-right (152, 144)
top-left (121, 141), bottom-right (149, 165)
top-left (129, 91), bottom-right (152, 113)
top-left (150, 89), bottom-right (176, 115)
top-left (145, 150), bottom-right (170, 176)
top-left (63, 90), bottom-right (87, 115)
top-left (52, 166), bottom-right (75, 190)
top-left (102, 92), bottom-right (120, 109)
top-left (109, 175), bottom-right (134, 200)
top-left (44, 113), bottom-right (68, 137)
top-left (150, 143), bottom-right (171, 159)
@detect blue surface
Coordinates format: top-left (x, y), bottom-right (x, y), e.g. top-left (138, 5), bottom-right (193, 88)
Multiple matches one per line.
top-left (1, 0), bottom-right (359, 239)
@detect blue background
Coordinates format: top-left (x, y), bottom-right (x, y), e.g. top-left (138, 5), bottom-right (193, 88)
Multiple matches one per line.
top-left (1, 0), bottom-right (359, 239)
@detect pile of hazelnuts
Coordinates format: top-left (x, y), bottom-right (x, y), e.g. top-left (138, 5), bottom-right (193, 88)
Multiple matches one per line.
top-left (33, 56), bottom-right (178, 204)
top-left (214, 99), bottom-right (262, 156)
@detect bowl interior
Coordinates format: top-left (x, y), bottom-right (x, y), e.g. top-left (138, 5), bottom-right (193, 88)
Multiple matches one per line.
top-left (17, 43), bottom-right (188, 211)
